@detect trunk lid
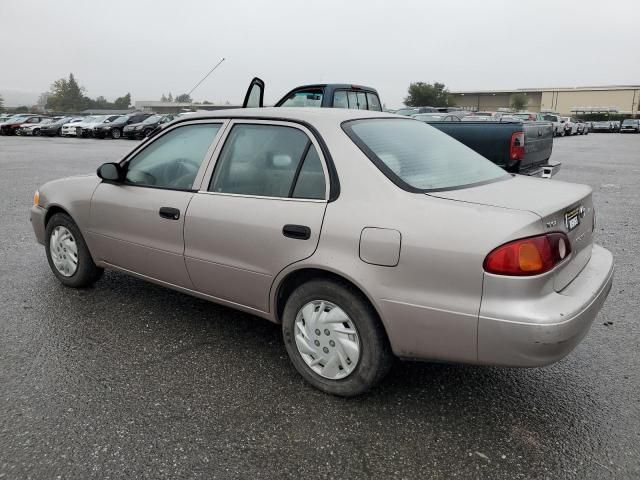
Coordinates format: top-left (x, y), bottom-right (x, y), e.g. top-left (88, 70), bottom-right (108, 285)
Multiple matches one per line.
top-left (430, 175), bottom-right (594, 291)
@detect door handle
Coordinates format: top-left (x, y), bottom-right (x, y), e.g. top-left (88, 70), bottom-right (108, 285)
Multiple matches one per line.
top-left (159, 207), bottom-right (180, 220)
top-left (283, 224), bottom-right (311, 240)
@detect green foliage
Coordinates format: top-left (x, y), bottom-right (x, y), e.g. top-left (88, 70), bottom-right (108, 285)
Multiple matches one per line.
top-left (113, 93), bottom-right (131, 109)
top-left (175, 93), bottom-right (192, 103)
top-left (167, 92), bottom-right (173, 102)
top-left (510, 93), bottom-right (528, 111)
top-left (404, 82), bottom-right (452, 107)
top-left (11, 106), bottom-right (29, 113)
top-left (46, 73), bottom-right (132, 112)
top-left (0, 94), bottom-right (4, 111)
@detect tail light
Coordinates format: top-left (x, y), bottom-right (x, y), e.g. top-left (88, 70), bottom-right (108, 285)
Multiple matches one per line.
top-left (484, 233), bottom-right (571, 276)
top-left (510, 131), bottom-right (525, 160)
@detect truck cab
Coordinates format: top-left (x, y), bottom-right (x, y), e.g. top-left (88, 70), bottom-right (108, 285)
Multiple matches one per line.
top-left (243, 78), bottom-right (383, 111)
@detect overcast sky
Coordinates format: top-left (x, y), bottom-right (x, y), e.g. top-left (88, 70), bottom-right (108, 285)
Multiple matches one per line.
top-left (1, 0), bottom-right (639, 108)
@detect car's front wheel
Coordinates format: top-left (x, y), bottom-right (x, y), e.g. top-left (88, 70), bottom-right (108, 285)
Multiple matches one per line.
top-left (45, 213), bottom-right (103, 288)
top-left (282, 279), bottom-right (392, 397)
top-left (111, 128), bottom-right (121, 139)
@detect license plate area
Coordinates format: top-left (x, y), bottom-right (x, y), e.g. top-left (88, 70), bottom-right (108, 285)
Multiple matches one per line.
top-left (565, 207), bottom-right (581, 231)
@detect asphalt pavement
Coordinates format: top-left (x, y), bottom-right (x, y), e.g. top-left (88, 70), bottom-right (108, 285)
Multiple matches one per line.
top-left (0, 132), bottom-right (638, 479)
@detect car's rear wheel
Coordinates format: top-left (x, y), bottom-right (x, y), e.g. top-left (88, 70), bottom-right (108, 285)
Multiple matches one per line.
top-left (33, 128), bottom-right (41, 136)
top-left (111, 128), bottom-right (121, 139)
top-left (282, 279), bottom-right (392, 397)
top-left (45, 213), bottom-right (103, 288)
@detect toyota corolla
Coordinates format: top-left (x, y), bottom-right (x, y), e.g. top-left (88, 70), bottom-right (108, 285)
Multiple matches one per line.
top-left (30, 108), bottom-right (614, 396)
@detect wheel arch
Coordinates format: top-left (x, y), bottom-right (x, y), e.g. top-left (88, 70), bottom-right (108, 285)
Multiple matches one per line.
top-left (44, 204), bottom-right (73, 227)
top-left (272, 267), bottom-right (391, 344)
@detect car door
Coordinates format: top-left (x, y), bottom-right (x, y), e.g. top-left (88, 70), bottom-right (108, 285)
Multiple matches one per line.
top-left (183, 120), bottom-right (329, 313)
top-left (87, 120), bottom-right (225, 287)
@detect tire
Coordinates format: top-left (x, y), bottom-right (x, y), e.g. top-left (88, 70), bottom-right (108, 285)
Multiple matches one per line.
top-left (282, 279), bottom-right (393, 397)
top-left (560, 129), bottom-right (565, 137)
top-left (33, 129), bottom-right (40, 136)
top-left (143, 128), bottom-right (153, 138)
top-left (111, 128), bottom-right (121, 139)
top-left (45, 213), bottom-right (103, 288)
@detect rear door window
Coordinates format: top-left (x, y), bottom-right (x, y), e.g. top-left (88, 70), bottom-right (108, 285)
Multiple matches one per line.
top-left (210, 124), bottom-right (326, 199)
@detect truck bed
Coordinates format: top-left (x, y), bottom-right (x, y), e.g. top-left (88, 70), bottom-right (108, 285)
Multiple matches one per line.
top-left (429, 120), bottom-right (554, 175)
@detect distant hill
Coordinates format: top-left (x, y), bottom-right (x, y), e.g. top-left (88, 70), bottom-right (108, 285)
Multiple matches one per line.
top-left (0, 89), bottom-right (39, 107)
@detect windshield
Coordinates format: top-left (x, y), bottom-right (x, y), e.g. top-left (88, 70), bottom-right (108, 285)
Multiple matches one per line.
top-left (343, 118), bottom-right (508, 192)
top-left (279, 90), bottom-right (323, 107)
top-left (91, 115), bottom-right (109, 123)
top-left (143, 115), bottom-right (162, 124)
top-left (622, 119), bottom-right (637, 125)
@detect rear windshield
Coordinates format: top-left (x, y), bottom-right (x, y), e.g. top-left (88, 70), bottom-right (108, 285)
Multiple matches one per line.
top-left (343, 118), bottom-right (508, 192)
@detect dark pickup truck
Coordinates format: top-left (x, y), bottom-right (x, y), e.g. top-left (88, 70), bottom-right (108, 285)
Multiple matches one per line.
top-left (240, 78), bottom-right (557, 176)
top-left (428, 120), bottom-right (556, 176)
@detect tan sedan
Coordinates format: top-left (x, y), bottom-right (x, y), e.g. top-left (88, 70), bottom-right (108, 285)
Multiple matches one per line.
top-left (30, 108), bottom-right (614, 396)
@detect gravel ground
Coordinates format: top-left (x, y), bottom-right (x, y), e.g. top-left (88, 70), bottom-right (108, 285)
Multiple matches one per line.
top-left (0, 132), bottom-right (638, 479)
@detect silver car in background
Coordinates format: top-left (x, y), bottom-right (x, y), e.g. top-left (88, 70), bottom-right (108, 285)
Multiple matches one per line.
top-left (30, 108), bottom-right (614, 396)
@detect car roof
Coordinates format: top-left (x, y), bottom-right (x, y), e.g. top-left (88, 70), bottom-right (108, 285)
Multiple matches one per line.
top-left (170, 107), bottom-right (397, 125)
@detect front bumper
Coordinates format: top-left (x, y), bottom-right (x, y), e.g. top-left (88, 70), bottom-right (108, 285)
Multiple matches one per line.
top-left (30, 205), bottom-right (47, 246)
top-left (478, 244), bottom-right (614, 367)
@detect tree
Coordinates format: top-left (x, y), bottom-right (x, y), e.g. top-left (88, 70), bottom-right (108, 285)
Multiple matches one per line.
top-left (510, 93), bottom-right (528, 111)
top-left (167, 92), bottom-right (173, 102)
top-left (404, 82), bottom-right (452, 107)
top-left (175, 93), bottom-right (192, 103)
top-left (46, 73), bottom-right (87, 111)
top-left (0, 94), bottom-right (4, 112)
top-left (114, 93), bottom-right (131, 109)
top-left (161, 93), bottom-right (168, 102)
top-left (202, 100), bottom-right (213, 105)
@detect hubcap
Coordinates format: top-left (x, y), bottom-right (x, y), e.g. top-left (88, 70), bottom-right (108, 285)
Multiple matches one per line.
top-left (49, 226), bottom-right (78, 277)
top-left (294, 300), bottom-right (361, 380)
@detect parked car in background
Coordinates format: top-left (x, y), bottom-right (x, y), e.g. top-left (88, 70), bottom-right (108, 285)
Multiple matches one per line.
top-left (123, 114), bottom-right (175, 139)
top-left (512, 112), bottom-right (546, 121)
top-left (30, 108), bottom-right (613, 396)
top-left (541, 114), bottom-right (564, 137)
top-left (62, 116), bottom-right (95, 137)
top-left (93, 113), bottom-right (152, 139)
top-left (591, 121), bottom-right (614, 132)
top-left (18, 118), bottom-right (54, 136)
top-left (40, 117), bottom-right (80, 136)
top-left (620, 119), bottom-right (640, 133)
top-left (78, 115), bottom-right (121, 138)
top-left (411, 113), bottom-right (461, 122)
top-left (562, 117), bottom-right (579, 136)
top-left (576, 120), bottom-right (589, 135)
top-left (0, 115), bottom-right (49, 135)
top-left (0, 114), bottom-right (15, 123)
top-left (621, 119), bottom-right (640, 133)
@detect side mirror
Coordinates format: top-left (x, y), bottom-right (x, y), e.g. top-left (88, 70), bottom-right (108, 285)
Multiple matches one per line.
top-left (97, 162), bottom-right (123, 182)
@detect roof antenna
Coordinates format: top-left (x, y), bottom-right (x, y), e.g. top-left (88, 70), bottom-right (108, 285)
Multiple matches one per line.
top-left (187, 57), bottom-right (226, 99)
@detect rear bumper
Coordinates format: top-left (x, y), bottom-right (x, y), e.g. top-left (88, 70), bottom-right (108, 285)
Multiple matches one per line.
top-left (478, 244), bottom-right (614, 367)
top-left (30, 205), bottom-right (47, 246)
